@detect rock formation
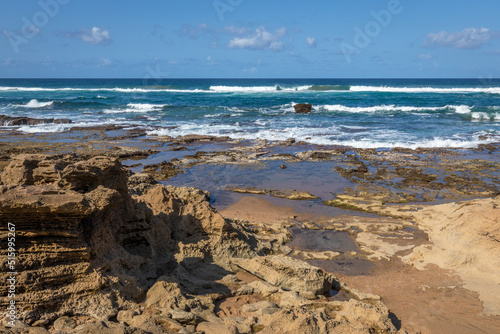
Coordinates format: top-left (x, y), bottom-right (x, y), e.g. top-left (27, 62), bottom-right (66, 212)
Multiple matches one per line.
top-left (0, 115), bottom-right (71, 126)
top-left (0, 154), bottom-right (398, 333)
top-left (293, 103), bottom-right (312, 114)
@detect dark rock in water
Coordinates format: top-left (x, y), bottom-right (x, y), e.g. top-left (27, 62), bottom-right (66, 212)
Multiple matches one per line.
top-left (174, 134), bottom-right (231, 144)
top-left (0, 114), bottom-right (71, 126)
top-left (293, 103), bottom-right (312, 114)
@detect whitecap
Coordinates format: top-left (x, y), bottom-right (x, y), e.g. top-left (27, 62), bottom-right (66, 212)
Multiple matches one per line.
top-left (350, 86), bottom-right (500, 94)
top-left (12, 99), bottom-right (54, 108)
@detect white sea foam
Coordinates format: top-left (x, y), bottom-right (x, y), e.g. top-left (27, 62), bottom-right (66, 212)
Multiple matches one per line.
top-left (453, 105), bottom-right (473, 114)
top-left (146, 120), bottom-right (495, 149)
top-left (319, 104), bottom-right (472, 113)
top-left (104, 103), bottom-right (167, 113)
top-left (126, 103), bottom-right (166, 110)
top-left (2, 85), bottom-right (499, 95)
top-left (350, 86), bottom-right (500, 94)
top-left (12, 99), bottom-right (54, 108)
top-left (0, 86), bottom-right (208, 93)
top-left (17, 123), bottom-right (72, 133)
top-left (209, 85), bottom-right (311, 93)
top-left (471, 112), bottom-right (491, 121)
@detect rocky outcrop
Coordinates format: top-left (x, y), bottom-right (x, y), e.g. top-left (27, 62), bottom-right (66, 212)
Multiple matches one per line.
top-left (226, 186), bottom-right (319, 201)
top-left (0, 154), bottom-right (399, 333)
top-left (233, 255), bottom-right (334, 295)
top-left (293, 103), bottom-right (312, 114)
top-left (0, 114), bottom-right (71, 126)
top-left (0, 155), bottom-right (260, 322)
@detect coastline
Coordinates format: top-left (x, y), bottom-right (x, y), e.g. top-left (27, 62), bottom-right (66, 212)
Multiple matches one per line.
top-left (0, 126), bottom-right (499, 333)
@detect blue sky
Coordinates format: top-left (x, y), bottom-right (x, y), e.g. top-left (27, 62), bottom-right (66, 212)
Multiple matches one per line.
top-left (1, 0), bottom-right (499, 78)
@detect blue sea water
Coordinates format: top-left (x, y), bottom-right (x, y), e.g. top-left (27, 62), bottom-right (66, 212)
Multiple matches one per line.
top-left (1, 78), bottom-right (500, 148)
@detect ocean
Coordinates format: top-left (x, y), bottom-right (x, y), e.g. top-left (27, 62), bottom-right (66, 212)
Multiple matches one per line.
top-left (1, 78), bottom-right (499, 149)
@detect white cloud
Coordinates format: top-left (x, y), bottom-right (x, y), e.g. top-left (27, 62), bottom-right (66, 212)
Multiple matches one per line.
top-left (419, 53), bottom-right (433, 60)
top-left (223, 25), bottom-right (248, 35)
top-left (229, 26), bottom-right (287, 51)
top-left (81, 27), bottom-right (112, 45)
top-left (424, 28), bottom-right (500, 49)
top-left (99, 58), bottom-right (112, 66)
top-left (242, 67), bottom-right (257, 73)
top-left (305, 37), bottom-right (316, 47)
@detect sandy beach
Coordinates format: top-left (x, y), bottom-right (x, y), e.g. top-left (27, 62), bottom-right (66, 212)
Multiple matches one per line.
top-left (0, 126), bottom-right (499, 333)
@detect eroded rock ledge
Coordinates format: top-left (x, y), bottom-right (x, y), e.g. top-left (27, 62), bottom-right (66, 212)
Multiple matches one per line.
top-left (0, 154), bottom-right (397, 334)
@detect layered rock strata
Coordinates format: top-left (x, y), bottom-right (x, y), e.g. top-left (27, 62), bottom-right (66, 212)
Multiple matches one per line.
top-left (0, 154), bottom-right (397, 333)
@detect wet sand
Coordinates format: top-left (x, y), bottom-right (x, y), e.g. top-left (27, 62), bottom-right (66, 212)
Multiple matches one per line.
top-left (220, 195), bottom-right (500, 334)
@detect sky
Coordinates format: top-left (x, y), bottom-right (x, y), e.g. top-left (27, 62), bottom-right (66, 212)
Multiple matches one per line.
top-left (1, 0), bottom-right (499, 78)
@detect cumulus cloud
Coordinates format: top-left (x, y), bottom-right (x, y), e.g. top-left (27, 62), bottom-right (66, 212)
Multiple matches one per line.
top-left (305, 37), bottom-right (316, 47)
top-left (57, 27), bottom-right (112, 45)
top-left (424, 27), bottom-right (500, 49)
top-left (223, 25), bottom-right (248, 35)
top-left (81, 27), bottom-right (112, 45)
top-left (229, 26), bottom-right (287, 51)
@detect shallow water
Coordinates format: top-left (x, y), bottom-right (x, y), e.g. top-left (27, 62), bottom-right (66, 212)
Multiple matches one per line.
top-left (287, 228), bottom-right (375, 276)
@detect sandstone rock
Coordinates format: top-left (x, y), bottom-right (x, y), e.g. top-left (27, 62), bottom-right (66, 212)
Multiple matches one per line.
top-left (258, 299), bottom-right (396, 334)
top-left (279, 291), bottom-right (309, 308)
top-left (73, 321), bottom-right (148, 334)
top-left (53, 316), bottom-right (77, 331)
top-left (2, 318), bottom-right (29, 328)
top-left (0, 153), bottom-right (400, 334)
top-left (179, 325), bottom-right (196, 333)
top-left (0, 154), bottom-right (255, 323)
top-left (247, 280), bottom-right (280, 297)
top-left (197, 321), bottom-right (239, 334)
top-left (241, 301), bottom-right (279, 314)
top-left (29, 327), bottom-right (51, 334)
top-left (127, 314), bottom-right (172, 334)
top-left (293, 103), bottom-right (312, 114)
top-left (233, 255), bottom-right (335, 295)
top-left (156, 317), bottom-right (183, 332)
top-left (128, 172), bottom-right (157, 196)
top-left (116, 309), bottom-right (140, 326)
top-left (174, 134), bottom-right (231, 144)
top-left (0, 326), bottom-right (51, 334)
top-left (169, 310), bottom-right (204, 325)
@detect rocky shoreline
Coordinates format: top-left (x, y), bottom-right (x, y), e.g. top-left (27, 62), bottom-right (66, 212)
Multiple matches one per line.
top-left (0, 154), bottom-right (397, 334)
top-left (0, 127), bottom-right (499, 333)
